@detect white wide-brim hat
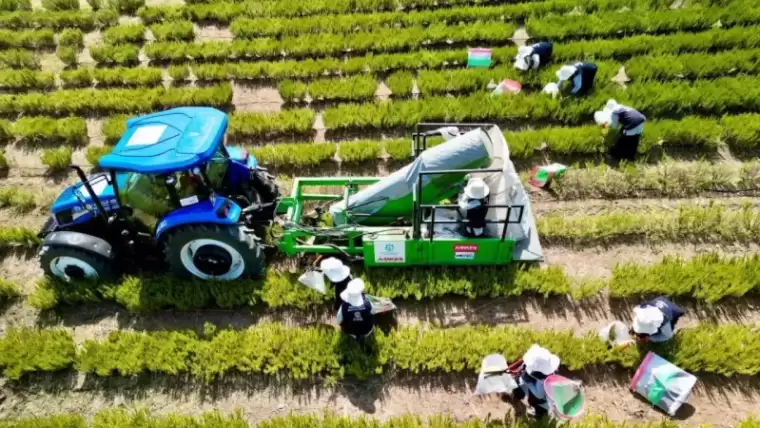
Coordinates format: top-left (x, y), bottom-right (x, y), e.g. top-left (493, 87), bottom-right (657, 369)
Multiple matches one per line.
top-left (464, 177), bottom-right (490, 199)
top-left (320, 257), bottom-right (350, 282)
top-left (556, 65), bottom-right (577, 81)
top-left (524, 344), bottom-right (561, 376)
top-left (632, 305), bottom-right (665, 335)
top-left (594, 110), bottom-right (612, 126)
top-left (340, 278), bottom-right (365, 306)
top-left (605, 99), bottom-right (620, 111)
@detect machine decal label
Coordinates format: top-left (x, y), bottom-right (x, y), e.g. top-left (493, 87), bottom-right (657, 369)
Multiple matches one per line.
top-left (180, 195), bottom-right (200, 207)
top-left (127, 125), bottom-right (167, 146)
top-left (454, 244), bottom-right (478, 260)
top-left (375, 241), bottom-right (406, 263)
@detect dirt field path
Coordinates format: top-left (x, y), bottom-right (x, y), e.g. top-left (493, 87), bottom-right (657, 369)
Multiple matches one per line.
top-left (1, 370), bottom-right (757, 427)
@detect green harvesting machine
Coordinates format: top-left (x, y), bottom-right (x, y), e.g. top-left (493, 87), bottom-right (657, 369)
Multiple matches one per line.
top-left (274, 123), bottom-right (544, 267)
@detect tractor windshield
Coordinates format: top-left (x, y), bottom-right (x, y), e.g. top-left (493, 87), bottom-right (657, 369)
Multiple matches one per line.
top-left (205, 146), bottom-right (227, 188)
top-left (118, 170), bottom-right (208, 221)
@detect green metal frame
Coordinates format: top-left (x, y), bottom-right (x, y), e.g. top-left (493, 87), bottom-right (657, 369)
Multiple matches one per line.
top-left (274, 122), bottom-right (528, 267)
top-left (276, 176), bottom-right (382, 258)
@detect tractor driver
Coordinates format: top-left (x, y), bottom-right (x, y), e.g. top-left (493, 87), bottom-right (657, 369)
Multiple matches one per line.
top-left (458, 177), bottom-right (490, 238)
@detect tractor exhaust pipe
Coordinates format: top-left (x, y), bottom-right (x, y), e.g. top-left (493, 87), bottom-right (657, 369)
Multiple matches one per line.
top-left (71, 165), bottom-right (108, 223)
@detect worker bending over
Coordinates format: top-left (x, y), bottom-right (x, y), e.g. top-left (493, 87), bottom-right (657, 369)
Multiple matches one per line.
top-left (513, 345), bottom-right (560, 418)
top-left (556, 62), bottom-right (598, 96)
top-left (337, 278), bottom-right (375, 342)
top-left (514, 42), bottom-right (553, 71)
top-left (595, 99), bottom-right (646, 161)
top-left (632, 296), bottom-right (685, 343)
top-left (320, 257), bottom-right (353, 310)
top-left (458, 177), bottom-right (490, 238)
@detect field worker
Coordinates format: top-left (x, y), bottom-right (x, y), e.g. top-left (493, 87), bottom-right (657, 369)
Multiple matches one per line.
top-left (336, 278), bottom-right (375, 342)
top-left (556, 62), bottom-right (598, 96)
top-left (595, 99), bottom-right (647, 162)
top-left (458, 177), bottom-right (490, 238)
top-left (512, 344), bottom-right (560, 418)
top-left (514, 42), bottom-right (553, 71)
top-left (631, 296), bottom-right (685, 343)
top-left (320, 257), bottom-right (353, 310)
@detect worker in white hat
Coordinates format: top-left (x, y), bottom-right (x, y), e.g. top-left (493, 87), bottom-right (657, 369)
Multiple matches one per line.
top-left (515, 42), bottom-right (554, 71)
top-left (594, 99), bottom-right (647, 162)
top-left (336, 278), bottom-right (375, 341)
top-left (555, 62), bottom-right (598, 96)
top-left (631, 296), bottom-right (685, 343)
top-left (512, 344), bottom-right (561, 418)
top-left (458, 177), bottom-right (490, 237)
top-left (320, 257), bottom-right (353, 310)
top-left (514, 42), bottom-right (553, 71)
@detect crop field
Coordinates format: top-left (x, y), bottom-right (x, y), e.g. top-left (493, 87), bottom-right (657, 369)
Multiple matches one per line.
top-left (2, 0), bottom-right (760, 426)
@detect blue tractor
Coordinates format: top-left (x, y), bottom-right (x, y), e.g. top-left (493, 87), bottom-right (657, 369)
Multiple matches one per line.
top-left (38, 107), bottom-right (279, 282)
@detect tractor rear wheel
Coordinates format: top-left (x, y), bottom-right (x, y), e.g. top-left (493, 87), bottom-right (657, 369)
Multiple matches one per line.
top-left (40, 246), bottom-right (114, 282)
top-left (164, 225), bottom-right (264, 280)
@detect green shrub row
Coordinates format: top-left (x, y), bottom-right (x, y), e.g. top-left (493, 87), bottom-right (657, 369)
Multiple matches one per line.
top-left (228, 0), bottom-right (621, 38)
top-left (0, 187), bottom-right (36, 212)
top-left (60, 67), bottom-right (163, 88)
top-left (0, 0), bottom-right (30, 12)
top-left (227, 109), bottom-right (315, 139)
top-left (0, 9), bottom-right (117, 30)
top-left (149, 20), bottom-right (195, 42)
top-left (58, 28), bottom-right (84, 48)
top-left (0, 49), bottom-right (39, 69)
top-left (3, 410), bottom-right (760, 428)
top-left (0, 83), bottom-right (233, 116)
top-left (0, 69), bottom-right (55, 91)
top-left (144, 22), bottom-right (517, 62)
top-left (89, 44), bottom-right (140, 66)
top-left (140, 0), bottom-right (677, 22)
top-left (41, 146), bottom-right (73, 172)
top-left (32, 250), bottom-right (760, 315)
top-left (553, 26), bottom-right (760, 62)
top-left (527, 5), bottom-right (760, 41)
top-left (0, 227), bottom-right (41, 248)
top-left (278, 75), bottom-right (378, 103)
top-left (12, 116), bottom-right (87, 144)
top-left (1, 321), bottom-right (757, 382)
top-left (0, 29), bottom-right (55, 49)
top-left (323, 76), bottom-right (760, 131)
top-left (56, 45), bottom-right (78, 67)
top-left (106, 0), bottom-right (144, 14)
top-left (102, 23), bottom-right (145, 45)
top-left (41, 0), bottom-right (79, 11)
top-left (551, 159), bottom-right (760, 200)
top-left (239, 113), bottom-right (760, 167)
top-left (0, 278), bottom-right (20, 301)
top-left (625, 48), bottom-right (760, 81)
top-left (538, 201), bottom-right (760, 246)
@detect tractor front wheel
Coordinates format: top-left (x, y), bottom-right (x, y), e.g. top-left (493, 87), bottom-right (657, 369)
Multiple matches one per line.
top-left (40, 246), bottom-right (113, 282)
top-left (164, 225), bottom-right (264, 280)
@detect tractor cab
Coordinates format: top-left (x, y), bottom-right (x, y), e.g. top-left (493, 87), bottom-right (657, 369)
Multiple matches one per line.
top-left (39, 107), bottom-right (277, 282)
top-left (275, 123), bottom-right (544, 267)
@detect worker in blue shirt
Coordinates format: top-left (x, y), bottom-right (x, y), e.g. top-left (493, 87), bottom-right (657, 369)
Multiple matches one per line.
top-left (336, 278), bottom-right (375, 341)
top-left (631, 296), bottom-right (685, 343)
top-left (556, 62), bottom-right (598, 96)
top-left (458, 177), bottom-right (490, 238)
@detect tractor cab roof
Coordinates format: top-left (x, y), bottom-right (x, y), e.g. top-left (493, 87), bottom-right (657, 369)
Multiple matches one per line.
top-left (98, 107), bottom-right (228, 175)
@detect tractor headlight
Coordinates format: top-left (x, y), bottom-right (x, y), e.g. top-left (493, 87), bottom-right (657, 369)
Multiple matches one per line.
top-left (55, 209), bottom-right (73, 225)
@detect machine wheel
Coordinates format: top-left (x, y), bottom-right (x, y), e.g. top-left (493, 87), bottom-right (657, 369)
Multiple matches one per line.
top-left (40, 245), bottom-right (113, 282)
top-left (164, 225), bottom-right (264, 280)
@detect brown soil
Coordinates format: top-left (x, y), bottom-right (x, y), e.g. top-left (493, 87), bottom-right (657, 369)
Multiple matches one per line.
top-left (232, 83), bottom-right (285, 112)
top-left (195, 25), bottom-right (235, 42)
top-left (531, 196), bottom-right (760, 218)
top-left (0, 370), bottom-right (757, 427)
